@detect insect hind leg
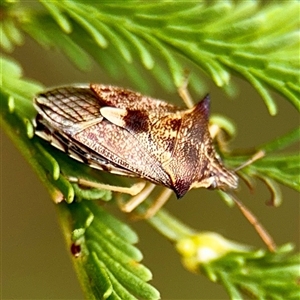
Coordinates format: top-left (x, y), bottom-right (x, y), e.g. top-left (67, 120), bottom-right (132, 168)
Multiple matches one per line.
top-left (69, 176), bottom-right (173, 219)
top-left (68, 176), bottom-right (146, 196)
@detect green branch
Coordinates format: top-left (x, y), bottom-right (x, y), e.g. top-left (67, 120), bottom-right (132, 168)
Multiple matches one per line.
top-left (37, 0), bottom-right (300, 113)
top-left (3, 1), bottom-right (298, 112)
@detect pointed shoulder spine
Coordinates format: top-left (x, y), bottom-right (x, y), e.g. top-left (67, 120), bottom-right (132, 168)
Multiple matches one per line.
top-left (192, 94), bottom-right (210, 121)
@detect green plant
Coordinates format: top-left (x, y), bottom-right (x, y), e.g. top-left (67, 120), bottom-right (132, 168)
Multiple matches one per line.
top-left (1, 1), bottom-right (299, 299)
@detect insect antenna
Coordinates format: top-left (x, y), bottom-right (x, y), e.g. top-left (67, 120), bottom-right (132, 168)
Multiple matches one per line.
top-left (234, 149), bottom-right (265, 172)
top-left (227, 191), bottom-right (276, 252)
top-left (224, 149), bottom-right (276, 251)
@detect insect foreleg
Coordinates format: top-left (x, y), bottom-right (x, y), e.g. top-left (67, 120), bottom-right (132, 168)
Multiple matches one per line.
top-left (177, 74), bottom-right (194, 109)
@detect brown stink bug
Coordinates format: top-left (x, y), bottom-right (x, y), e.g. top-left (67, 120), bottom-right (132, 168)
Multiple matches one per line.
top-left (34, 84), bottom-right (237, 192)
top-left (34, 83), bottom-right (275, 251)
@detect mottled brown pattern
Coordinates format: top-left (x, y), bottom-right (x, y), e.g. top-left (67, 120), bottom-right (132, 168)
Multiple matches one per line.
top-left (122, 110), bottom-right (150, 133)
top-left (91, 84), bottom-right (178, 114)
top-left (34, 84), bottom-right (238, 198)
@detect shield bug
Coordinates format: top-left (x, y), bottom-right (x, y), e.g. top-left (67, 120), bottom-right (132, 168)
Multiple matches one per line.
top-left (34, 84), bottom-right (275, 251)
top-left (34, 84), bottom-right (238, 195)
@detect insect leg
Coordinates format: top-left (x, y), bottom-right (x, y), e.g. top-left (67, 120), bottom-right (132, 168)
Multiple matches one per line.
top-left (177, 74), bottom-right (194, 109)
top-left (119, 183), bottom-right (156, 213)
top-left (68, 176), bottom-right (146, 196)
top-left (208, 123), bottom-right (222, 139)
top-left (208, 122), bottom-right (232, 153)
top-left (142, 188), bottom-right (173, 219)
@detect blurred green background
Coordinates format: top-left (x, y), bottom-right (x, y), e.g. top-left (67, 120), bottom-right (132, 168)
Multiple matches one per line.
top-left (2, 36), bottom-right (299, 299)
